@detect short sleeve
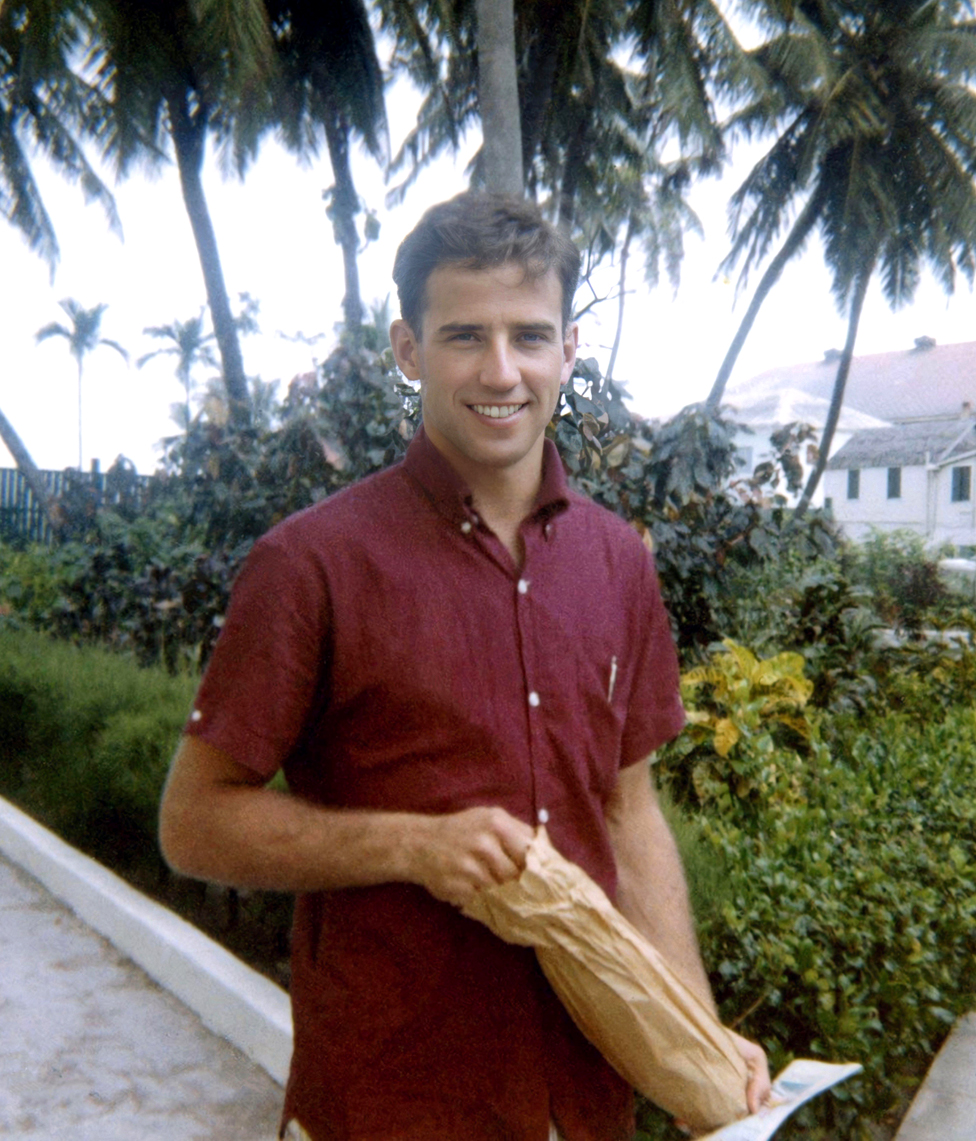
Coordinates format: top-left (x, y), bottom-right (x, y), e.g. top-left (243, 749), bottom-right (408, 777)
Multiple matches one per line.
top-left (619, 549), bottom-right (685, 768)
top-left (184, 532), bottom-right (332, 778)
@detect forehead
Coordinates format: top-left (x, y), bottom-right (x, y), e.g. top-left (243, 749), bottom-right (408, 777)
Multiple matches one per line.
top-left (421, 262), bottom-right (564, 332)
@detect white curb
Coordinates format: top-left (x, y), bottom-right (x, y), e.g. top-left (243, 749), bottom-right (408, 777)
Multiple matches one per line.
top-left (0, 795), bottom-right (292, 1085)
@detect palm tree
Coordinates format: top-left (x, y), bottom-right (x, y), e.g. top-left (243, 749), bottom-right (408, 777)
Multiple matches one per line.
top-left (81, 0), bottom-right (275, 423)
top-left (706, 1), bottom-right (976, 516)
top-left (35, 299), bottom-right (128, 470)
top-left (137, 312), bottom-right (218, 432)
top-left (260, 0), bottom-right (387, 339)
top-left (1, 0), bottom-right (120, 271)
top-left (0, 407), bottom-right (53, 523)
top-left (382, 0), bottom-right (759, 302)
top-left (83, 0), bottom-right (389, 395)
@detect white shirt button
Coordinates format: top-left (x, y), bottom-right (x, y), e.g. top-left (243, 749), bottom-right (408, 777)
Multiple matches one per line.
top-left (460, 520), bottom-right (472, 534)
top-left (538, 808), bottom-right (550, 825)
top-left (528, 691), bottom-right (540, 708)
top-left (517, 578), bottom-right (529, 594)
top-left (190, 709), bottom-right (202, 722)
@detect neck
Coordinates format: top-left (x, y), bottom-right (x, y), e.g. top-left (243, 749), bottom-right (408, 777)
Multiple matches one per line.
top-left (467, 466), bottom-right (541, 571)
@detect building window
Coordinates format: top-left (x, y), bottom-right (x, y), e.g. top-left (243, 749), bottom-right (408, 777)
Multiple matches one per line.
top-left (887, 467), bottom-right (902, 499)
top-left (951, 466), bottom-right (972, 502)
top-left (847, 469), bottom-right (860, 499)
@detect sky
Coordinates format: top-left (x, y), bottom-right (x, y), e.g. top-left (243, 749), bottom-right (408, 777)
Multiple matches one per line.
top-left (2, 74), bottom-right (976, 475)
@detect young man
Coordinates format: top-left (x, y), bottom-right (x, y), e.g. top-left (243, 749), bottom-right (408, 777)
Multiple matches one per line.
top-left (159, 193), bottom-right (769, 1141)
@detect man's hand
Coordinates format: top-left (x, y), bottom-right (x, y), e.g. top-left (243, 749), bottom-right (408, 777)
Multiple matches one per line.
top-left (730, 1030), bottom-right (771, 1114)
top-left (675, 1030), bottom-right (770, 1136)
top-left (405, 806), bottom-right (535, 907)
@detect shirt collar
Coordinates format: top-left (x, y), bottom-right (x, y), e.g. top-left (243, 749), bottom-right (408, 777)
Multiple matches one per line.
top-left (402, 424), bottom-right (571, 528)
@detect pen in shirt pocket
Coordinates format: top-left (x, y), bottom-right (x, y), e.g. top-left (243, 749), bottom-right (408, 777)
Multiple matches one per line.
top-left (607, 655), bottom-right (618, 702)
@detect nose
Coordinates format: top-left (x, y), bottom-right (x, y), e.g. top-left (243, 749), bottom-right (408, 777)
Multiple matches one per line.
top-left (480, 337), bottom-right (521, 390)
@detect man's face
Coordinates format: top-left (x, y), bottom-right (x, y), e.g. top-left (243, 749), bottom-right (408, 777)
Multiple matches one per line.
top-left (390, 262), bottom-right (577, 488)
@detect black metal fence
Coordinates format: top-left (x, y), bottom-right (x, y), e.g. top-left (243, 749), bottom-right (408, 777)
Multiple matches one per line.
top-left (0, 466), bottom-right (153, 545)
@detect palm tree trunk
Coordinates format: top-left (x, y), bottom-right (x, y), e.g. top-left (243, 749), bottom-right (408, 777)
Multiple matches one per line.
top-left (605, 214), bottom-right (635, 386)
top-left (0, 406), bottom-right (54, 523)
top-left (168, 92), bottom-right (250, 423)
top-left (792, 260), bottom-right (875, 521)
top-left (323, 109), bottom-right (365, 338)
top-left (77, 356), bottom-right (84, 470)
top-left (476, 0), bottom-right (524, 195)
top-left (706, 181), bottom-right (829, 409)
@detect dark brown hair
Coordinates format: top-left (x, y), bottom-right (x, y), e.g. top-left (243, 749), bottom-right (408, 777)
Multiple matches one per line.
top-left (392, 193), bottom-right (581, 335)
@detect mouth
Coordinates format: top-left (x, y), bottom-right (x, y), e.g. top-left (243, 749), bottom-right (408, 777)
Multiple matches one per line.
top-left (469, 403), bottom-right (526, 419)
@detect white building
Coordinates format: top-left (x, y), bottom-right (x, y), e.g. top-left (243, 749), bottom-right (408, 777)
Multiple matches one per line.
top-left (725, 338), bottom-right (976, 536)
top-left (725, 387), bottom-right (887, 503)
top-left (824, 419), bottom-right (976, 550)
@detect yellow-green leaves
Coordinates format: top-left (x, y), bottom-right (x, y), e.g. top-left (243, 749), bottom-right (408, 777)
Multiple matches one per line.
top-left (661, 639), bottom-right (817, 813)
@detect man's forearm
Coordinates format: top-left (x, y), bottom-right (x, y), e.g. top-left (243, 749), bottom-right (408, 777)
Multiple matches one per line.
top-left (606, 761), bottom-right (718, 1014)
top-left (612, 811), bottom-right (718, 1014)
top-left (159, 736), bottom-right (534, 903)
top-left (163, 779), bottom-right (426, 892)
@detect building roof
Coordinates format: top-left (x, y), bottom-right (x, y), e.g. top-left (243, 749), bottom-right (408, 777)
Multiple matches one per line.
top-left (724, 386), bottom-right (889, 432)
top-left (827, 419), bottom-right (976, 470)
top-left (730, 339), bottom-right (976, 423)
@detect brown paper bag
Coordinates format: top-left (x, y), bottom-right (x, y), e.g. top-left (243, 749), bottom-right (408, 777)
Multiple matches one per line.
top-left (462, 827), bottom-right (749, 1133)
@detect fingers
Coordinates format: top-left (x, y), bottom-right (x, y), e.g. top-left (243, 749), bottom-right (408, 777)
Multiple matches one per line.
top-left (410, 806), bottom-right (534, 907)
top-left (729, 1031), bottom-right (771, 1114)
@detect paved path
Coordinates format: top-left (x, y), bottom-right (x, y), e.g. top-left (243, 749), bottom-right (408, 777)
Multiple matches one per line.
top-left (894, 1012), bottom-right (976, 1141)
top-left (0, 853), bottom-right (283, 1141)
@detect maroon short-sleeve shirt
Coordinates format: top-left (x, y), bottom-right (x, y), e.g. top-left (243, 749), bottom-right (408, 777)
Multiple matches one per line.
top-left (186, 426), bottom-right (685, 1141)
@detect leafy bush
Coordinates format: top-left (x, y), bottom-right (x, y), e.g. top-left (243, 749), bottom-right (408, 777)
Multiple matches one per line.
top-left (0, 627), bottom-right (195, 867)
top-left (0, 626), bottom-right (293, 982)
top-left (850, 530), bottom-right (952, 635)
top-left (1, 351), bottom-right (840, 667)
top-left (647, 635), bottom-right (976, 1139)
top-left (720, 552), bottom-right (883, 716)
top-left (701, 707), bottom-right (976, 1137)
top-left (660, 640), bottom-right (815, 816)
top-left (867, 610), bottom-right (976, 724)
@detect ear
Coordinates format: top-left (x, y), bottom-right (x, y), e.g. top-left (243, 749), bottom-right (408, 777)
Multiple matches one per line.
top-left (390, 319), bottom-right (423, 381)
top-left (560, 323), bottom-right (579, 387)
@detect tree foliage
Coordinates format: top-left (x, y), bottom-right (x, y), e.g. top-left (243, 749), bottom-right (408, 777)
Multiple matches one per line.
top-left (708, 0), bottom-right (976, 505)
top-left (0, 0), bottom-right (120, 269)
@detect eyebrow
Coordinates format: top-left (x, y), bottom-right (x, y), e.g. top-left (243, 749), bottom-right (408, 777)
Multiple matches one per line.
top-left (434, 321), bottom-right (558, 336)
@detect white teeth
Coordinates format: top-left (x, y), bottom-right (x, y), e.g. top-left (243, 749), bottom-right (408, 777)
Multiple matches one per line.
top-left (472, 404), bottom-right (522, 418)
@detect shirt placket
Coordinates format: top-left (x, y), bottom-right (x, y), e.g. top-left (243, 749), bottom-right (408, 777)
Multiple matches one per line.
top-left (512, 519), bottom-right (550, 829)
top-left (457, 501), bottom-right (554, 828)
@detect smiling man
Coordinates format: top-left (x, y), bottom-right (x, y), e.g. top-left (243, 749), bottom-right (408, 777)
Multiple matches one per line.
top-left (159, 193), bottom-right (768, 1141)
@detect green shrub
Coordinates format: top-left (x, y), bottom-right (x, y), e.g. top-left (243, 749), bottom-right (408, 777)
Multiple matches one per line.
top-left (850, 530), bottom-right (953, 635)
top-left (56, 707), bottom-right (186, 870)
top-left (698, 710), bottom-right (975, 1137)
top-left (867, 611), bottom-right (976, 724)
top-left (0, 626), bottom-right (293, 982)
top-left (657, 640), bottom-right (816, 818)
top-left (644, 636), bottom-right (976, 1139)
top-left (719, 552), bottom-right (882, 716)
top-left (0, 627), bottom-right (196, 871)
